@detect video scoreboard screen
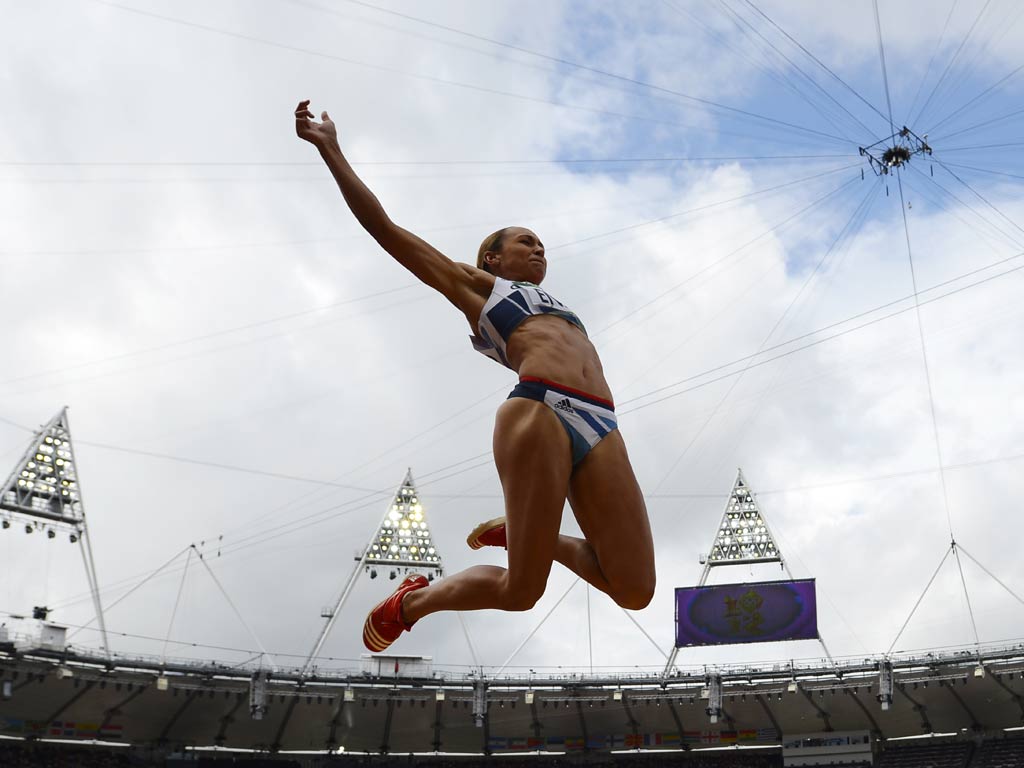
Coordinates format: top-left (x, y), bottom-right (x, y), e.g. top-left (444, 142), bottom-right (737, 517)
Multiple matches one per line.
top-left (675, 578), bottom-right (818, 647)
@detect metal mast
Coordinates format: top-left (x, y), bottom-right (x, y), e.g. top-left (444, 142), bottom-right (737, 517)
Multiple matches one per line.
top-left (662, 468), bottom-right (787, 679)
top-left (300, 468), bottom-right (444, 678)
top-left (0, 408), bottom-right (109, 657)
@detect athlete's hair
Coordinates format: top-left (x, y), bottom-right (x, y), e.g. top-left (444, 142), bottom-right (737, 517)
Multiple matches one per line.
top-left (476, 228), bottom-right (510, 273)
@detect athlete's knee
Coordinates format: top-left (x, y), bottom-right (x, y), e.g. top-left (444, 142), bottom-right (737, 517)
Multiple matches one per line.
top-left (500, 578), bottom-right (546, 612)
top-left (612, 574), bottom-right (656, 611)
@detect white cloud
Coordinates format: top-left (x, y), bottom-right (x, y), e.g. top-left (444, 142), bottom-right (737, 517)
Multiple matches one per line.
top-left (1, 0), bottom-right (1023, 681)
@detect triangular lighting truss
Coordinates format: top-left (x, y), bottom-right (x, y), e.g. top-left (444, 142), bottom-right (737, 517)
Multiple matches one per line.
top-left (704, 468), bottom-right (782, 568)
top-left (364, 469), bottom-right (444, 579)
top-left (1, 408), bottom-right (85, 531)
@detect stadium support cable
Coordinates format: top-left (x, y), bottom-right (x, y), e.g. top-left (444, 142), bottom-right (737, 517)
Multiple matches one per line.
top-left (649, 176), bottom-right (880, 492)
top-left (162, 547), bottom-right (193, 666)
top-left (620, 607), bottom-right (669, 661)
top-left (896, 168), bottom-right (957, 541)
top-left (64, 546), bottom-right (192, 635)
top-left (872, 0), bottom-right (897, 138)
top-left (494, 578), bottom-right (580, 677)
top-left (192, 545), bottom-right (279, 671)
top-left (951, 544), bottom-right (981, 651)
top-left (956, 544), bottom-right (1024, 610)
top-left (887, 545), bottom-right (952, 656)
top-left (456, 612), bottom-right (482, 672)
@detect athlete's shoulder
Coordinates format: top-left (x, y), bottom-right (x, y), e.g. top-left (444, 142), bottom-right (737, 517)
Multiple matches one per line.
top-left (456, 263), bottom-right (497, 295)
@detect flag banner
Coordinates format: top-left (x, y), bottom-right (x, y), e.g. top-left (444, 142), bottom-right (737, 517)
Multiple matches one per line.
top-left (675, 578), bottom-right (818, 647)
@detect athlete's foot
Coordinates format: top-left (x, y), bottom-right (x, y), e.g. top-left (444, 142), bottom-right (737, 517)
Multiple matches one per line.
top-left (362, 574), bottom-right (429, 652)
top-left (467, 516), bottom-right (507, 550)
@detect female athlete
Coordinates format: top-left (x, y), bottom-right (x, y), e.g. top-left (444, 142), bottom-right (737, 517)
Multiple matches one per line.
top-left (295, 100), bottom-right (656, 652)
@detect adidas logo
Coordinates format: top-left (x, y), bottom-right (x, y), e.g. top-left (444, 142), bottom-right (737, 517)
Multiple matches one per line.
top-left (553, 398), bottom-right (575, 413)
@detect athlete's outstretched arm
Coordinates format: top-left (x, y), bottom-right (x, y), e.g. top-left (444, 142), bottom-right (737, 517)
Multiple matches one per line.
top-left (295, 100), bottom-right (488, 310)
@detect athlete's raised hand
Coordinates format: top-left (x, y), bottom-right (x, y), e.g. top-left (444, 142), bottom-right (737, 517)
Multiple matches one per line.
top-left (295, 100), bottom-right (338, 149)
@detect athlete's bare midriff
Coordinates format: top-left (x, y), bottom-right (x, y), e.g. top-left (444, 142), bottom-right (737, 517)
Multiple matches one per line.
top-left (504, 315), bottom-right (612, 401)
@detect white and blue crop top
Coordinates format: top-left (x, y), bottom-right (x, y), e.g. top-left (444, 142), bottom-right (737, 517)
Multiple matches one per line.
top-left (470, 277), bottom-right (587, 368)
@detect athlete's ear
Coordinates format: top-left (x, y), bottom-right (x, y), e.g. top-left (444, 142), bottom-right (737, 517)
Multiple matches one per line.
top-left (484, 251), bottom-right (501, 270)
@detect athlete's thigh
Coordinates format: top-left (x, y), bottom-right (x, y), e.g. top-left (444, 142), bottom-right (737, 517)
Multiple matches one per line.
top-left (493, 397), bottom-right (574, 598)
top-left (567, 430), bottom-right (655, 598)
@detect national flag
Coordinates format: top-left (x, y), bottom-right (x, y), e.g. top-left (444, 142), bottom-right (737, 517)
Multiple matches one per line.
top-left (609, 734), bottom-right (625, 749)
top-left (565, 737), bottom-right (585, 750)
top-left (527, 737), bottom-right (545, 750)
top-left (99, 723), bottom-right (123, 739)
top-left (721, 730), bottom-right (738, 743)
top-left (739, 729), bottom-right (757, 741)
top-left (625, 733), bottom-right (644, 748)
top-left (586, 735), bottom-right (607, 749)
top-left (509, 737), bottom-right (528, 750)
top-left (546, 736), bottom-right (565, 749)
top-left (487, 737), bottom-right (507, 751)
top-left (660, 732), bottom-right (681, 746)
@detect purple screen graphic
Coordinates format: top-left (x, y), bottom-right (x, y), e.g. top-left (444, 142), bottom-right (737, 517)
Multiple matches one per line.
top-left (675, 579), bottom-right (818, 647)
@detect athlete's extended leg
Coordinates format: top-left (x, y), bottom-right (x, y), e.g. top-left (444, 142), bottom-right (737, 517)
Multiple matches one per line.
top-left (567, 430), bottom-right (656, 610)
top-left (402, 397), bottom-right (573, 622)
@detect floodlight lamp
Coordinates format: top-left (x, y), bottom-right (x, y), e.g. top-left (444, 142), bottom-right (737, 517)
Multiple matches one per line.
top-left (156, 676), bottom-right (169, 691)
top-left (524, 690), bottom-right (535, 704)
top-left (344, 688), bottom-right (355, 702)
top-left (787, 681), bottom-right (798, 693)
top-left (613, 689), bottom-right (623, 701)
top-left (69, 533), bottom-right (77, 544)
top-left (974, 665), bottom-right (986, 678)
top-left (47, 529), bottom-right (55, 539)
top-left (25, 524), bottom-right (33, 534)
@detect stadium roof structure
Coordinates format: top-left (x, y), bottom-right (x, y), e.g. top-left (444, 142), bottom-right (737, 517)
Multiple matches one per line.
top-left (1, 636), bottom-right (1022, 753)
top-left (2, 424), bottom-right (1023, 754)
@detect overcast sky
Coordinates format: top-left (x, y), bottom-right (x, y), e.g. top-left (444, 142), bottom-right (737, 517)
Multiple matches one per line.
top-left (2, 0), bottom-right (1024, 678)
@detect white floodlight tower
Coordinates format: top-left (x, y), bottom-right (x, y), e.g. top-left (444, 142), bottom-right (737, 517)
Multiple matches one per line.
top-left (300, 468), bottom-right (444, 677)
top-left (0, 408), bottom-right (109, 657)
top-left (698, 467), bottom-right (782, 583)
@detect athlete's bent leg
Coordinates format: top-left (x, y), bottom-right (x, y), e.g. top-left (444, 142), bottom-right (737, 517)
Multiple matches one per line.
top-left (402, 397), bottom-right (573, 622)
top-left (568, 430), bottom-right (656, 610)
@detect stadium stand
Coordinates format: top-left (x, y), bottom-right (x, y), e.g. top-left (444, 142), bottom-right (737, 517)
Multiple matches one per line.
top-left (876, 739), bottom-right (972, 768)
top-left (972, 735), bottom-right (1024, 768)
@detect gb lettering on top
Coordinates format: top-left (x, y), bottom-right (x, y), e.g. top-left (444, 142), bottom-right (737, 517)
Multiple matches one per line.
top-left (515, 282), bottom-right (566, 310)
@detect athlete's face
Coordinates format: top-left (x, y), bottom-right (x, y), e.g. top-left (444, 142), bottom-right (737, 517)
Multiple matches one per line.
top-left (491, 228), bottom-right (546, 284)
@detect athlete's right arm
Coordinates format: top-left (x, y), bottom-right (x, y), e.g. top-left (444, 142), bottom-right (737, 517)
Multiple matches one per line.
top-left (295, 101), bottom-right (490, 312)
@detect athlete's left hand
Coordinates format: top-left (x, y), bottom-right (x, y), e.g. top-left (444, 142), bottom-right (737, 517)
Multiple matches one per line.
top-left (295, 100), bottom-right (338, 150)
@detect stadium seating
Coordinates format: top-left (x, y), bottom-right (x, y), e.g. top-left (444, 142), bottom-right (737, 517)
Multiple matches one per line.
top-left (876, 739), bottom-right (972, 768)
top-left (972, 736), bottom-right (1024, 768)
